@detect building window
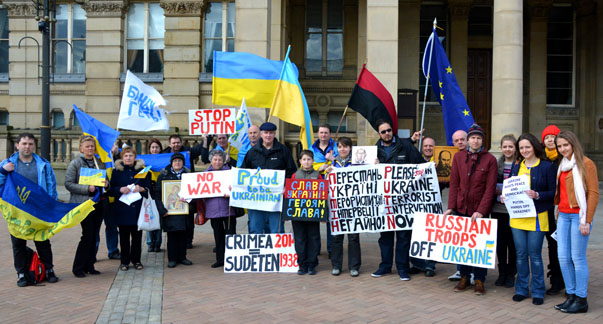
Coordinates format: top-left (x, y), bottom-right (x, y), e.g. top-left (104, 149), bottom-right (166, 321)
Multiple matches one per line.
top-left (51, 109), bottom-right (65, 129)
top-left (468, 6), bottom-right (492, 36)
top-left (0, 110), bottom-right (8, 125)
top-left (419, 4), bottom-right (447, 102)
top-left (126, 2), bottom-right (165, 73)
top-left (305, 0), bottom-right (343, 77)
top-left (203, 1), bottom-right (235, 73)
top-left (547, 5), bottom-right (574, 106)
top-left (0, 7), bottom-right (8, 75)
top-left (70, 110), bottom-right (80, 128)
top-left (53, 4), bottom-right (86, 74)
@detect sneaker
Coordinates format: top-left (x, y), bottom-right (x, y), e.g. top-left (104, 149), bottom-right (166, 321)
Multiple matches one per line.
top-left (399, 272), bottom-right (410, 281)
top-left (371, 268), bottom-right (392, 278)
top-left (331, 268), bottom-right (341, 276)
top-left (454, 277), bottom-right (469, 292)
top-left (350, 270), bottom-right (359, 277)
top-left (297, 268), bottom-right (307, 275)
top-left (470, 273), bottom-right (475, 285)
top-left (17, 276), bottom-right (28, 287)
top-left (474, 279), bottom-right (485, 295)
top-left (309, 268), bottom-right (317, 275)
top-left (425, 269), bottom-right (435, 277)
top-left (46, 270), bottom-right (58, 283)
top-left (448, 270), bottom-right (461, 281)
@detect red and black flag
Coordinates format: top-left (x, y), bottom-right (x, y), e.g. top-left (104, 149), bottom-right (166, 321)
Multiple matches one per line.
top-left (347, 65), bottom-right (398, 131)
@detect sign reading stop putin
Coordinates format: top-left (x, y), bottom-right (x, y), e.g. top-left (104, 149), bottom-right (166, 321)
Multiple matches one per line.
top-left (189, 108), bottom-right (236, 135)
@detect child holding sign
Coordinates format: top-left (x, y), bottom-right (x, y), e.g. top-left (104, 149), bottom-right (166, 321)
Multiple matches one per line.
top-left (291, 150), bottom-right (322, 275)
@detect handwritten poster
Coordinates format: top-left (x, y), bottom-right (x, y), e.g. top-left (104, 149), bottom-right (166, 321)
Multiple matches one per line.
top-left (502, 175), bottom-right (537, 218)
top-left (179, 170), bottom-right (233, 199)
top-left (189, 108), bottom-right (236, 135)
top-left (283, 179), bottom-right (328, 222)
top-left (229, 168), bottom-right (285, 212)
top-left (224, 234), bottom-right (298, 273)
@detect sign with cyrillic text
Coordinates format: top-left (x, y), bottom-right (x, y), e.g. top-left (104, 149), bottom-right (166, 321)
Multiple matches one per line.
top-left (502, 175), bottom-right (536, 218)
top-left (328, 163), bottom-right (443, 234)
top-left (224, 234), bottom-right (298, 273)
top-left (229, 168), bottom-right (285, 212)
top-left (118, 70), bottom-right (169, 131)
top-left (283, 179), bottom-right (328, 222)
top-left (179, 170), bottom-right (232, 199)
top-left (189, 108), bottom-right (236, 135)
top-left (410, 213), bottom-right (497, 269)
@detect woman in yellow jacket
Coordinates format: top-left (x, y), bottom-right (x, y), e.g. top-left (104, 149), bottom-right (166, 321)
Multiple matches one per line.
top-left (553, 131), bottom-right (599, 314)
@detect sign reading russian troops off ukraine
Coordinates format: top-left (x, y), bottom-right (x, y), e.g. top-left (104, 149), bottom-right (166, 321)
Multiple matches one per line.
top-left (328, 163), bottom-right (443, 234)
top-left (229, 168), bottom-right (285, 212)
top-left (224, 234), bottom-right (298, 273)
top-left (283, 179), bottom-right (328, 221)
top-left (410, 213), bottom-right (498, 269)
top-left (189, 108), bottom-right (236, 135)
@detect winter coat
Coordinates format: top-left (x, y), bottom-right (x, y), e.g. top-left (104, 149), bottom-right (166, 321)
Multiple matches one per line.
top-left (65, 154), bottom-right (108, 204)
top-left (447, 148), bottom-right (498, 217)
top-left (0, 152), bottom-right (57, 199)
top-left (154, 164), bottom-right (191, 232)
top-left (554, 156), bottom-right (599, 224)
top-left (203, 164), bottom-right (236, 219)
top-left (109, 159), bottom-right (151, 226)
top-left (241, 138), bottom-right (297, 178)
top-left (161, 143), bottom-right (209, 171)
top-left (292, 168), bottom-right (321, 180)
top-left (376, 136), bottom-right (424, 165)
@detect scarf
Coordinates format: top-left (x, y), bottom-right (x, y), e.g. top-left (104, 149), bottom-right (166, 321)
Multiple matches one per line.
top-left (558, 154), bottom-right (587, 225)
top-left (170, 167), bottom-right (184, 180)
top-left (545, 147), bottom-right (558, 161)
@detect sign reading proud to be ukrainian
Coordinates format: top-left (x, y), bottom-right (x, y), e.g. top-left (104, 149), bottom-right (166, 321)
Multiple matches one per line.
top-left (229, 168), bottom-right (285, 212)
top-left (410, 213), bottom-right (498, 269)
top-left (78, 168), bottom-right (107, 186)
top-left (0, 172), bottom-right (95, 241)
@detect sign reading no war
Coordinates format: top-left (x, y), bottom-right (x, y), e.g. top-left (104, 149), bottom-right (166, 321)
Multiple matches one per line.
top-left (179, 170), bottom-right (233, 199)
top-left (229, 168), bottom-right (285, 212)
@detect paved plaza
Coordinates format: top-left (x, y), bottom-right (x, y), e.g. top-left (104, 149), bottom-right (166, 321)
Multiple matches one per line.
top-left (0, 187), bottom-right (602, 324)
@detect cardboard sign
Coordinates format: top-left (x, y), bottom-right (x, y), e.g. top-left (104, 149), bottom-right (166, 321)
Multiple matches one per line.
top-left (229, 168), bottom-right (285, 212)
top-left (179, 170), bottom-right (233, 199)
top-left (410, 213), bottom-right (498, 269)
top-left (328, 163), bottom-right (443, 234)
top-left (224, 234), bottom-right (298, 273)
top-left (78, 168), bottom-right (107, 186)
top-left (283, 179), bottom-right (328, 222)
top-left (351, 146), bottom-right (377, 165)
top-left (433, 146), bottom-right (458, 182)
top-left (189, 108), bottom-right (236, 135)
top-left (502, 175), bottom-right (537, 218)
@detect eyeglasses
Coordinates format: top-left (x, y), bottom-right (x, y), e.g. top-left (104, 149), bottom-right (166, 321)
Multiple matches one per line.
top-left (380, 128), bottom-right (393, 134)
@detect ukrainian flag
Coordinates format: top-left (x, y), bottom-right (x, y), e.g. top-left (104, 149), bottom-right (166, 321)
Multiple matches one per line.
top-left (269, 46), bottom-right (314, 150)
top-left (138, 152), bottom-right (191, 181)
top-left (212, 51), bottom-right (297, 108)
top-left (134, 166), bottom-right (152, 179)
top-left (0, 172), bottom-right (95, 241)
top-left (72, 104), bottom-right (120, 165)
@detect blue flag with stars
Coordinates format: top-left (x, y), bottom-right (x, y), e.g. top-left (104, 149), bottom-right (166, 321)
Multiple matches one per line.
top-left (422, 26), bottom-right (475, 145)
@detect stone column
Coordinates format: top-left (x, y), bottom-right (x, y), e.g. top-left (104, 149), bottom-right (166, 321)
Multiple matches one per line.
top-left (491, 0), bottom-right (523, 150)
top-left (397, 0), bottom-right (419, 134)
top-left (160, 0), bottom-right (203, 129)
top-left (449, 0), bottom-right (471, 97)
top-left (363, 0), bottom-right (398, 145)
top-left (575, 0), bottom-right (597, 150)
top-left (527, 1), bottom-right (550, 136)
top-left (82, 0), bottom-right (128, 126)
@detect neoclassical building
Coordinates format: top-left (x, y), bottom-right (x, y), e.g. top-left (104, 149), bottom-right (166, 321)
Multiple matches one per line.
top-left (0, 0), bottom-right (601, 177)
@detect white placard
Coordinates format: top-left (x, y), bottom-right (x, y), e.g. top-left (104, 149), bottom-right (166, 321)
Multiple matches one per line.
top-left (189, 108), bottom-right (236, 135)
top-left (502, 175), bottom-right (537, 219)
top-left (229, 168), bottom-right (285, 212)
top-left (351, 146), bottom-right (378, 165)
top-left (224, 234), bottom-right (298, 273)
top-left (179, 170), bottom-right (233, 199)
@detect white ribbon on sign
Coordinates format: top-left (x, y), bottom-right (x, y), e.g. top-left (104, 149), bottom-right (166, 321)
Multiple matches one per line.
top-left (118, 70), bottom-right (169, 131)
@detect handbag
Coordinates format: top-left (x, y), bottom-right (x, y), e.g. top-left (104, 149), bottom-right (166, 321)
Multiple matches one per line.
top-left (137, 197), bottom-right (161, 231)
top-left (195, 199), bottom-right (208, 225)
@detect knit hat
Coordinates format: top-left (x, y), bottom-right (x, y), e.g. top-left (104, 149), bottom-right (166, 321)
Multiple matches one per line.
top-left (170, 152), bottom-right (185, 164)
top-left (467, 124), bottom-right (485, 140)
top-left (541, 125), bottom-right (561, 143)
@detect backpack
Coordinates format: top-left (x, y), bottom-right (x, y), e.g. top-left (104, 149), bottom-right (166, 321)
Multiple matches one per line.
top-left (24, 246), bottom-right (45, 284)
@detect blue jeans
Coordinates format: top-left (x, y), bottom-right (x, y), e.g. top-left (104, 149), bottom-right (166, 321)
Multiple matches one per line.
top-left (511, 228), bottom-right (546, 298)
top-left (378, 230), bottom-right (411, 274)
top-left (248, 209), bottom-right (284, 234)
top-left (146, 230), bottom-right (163, 248)
top-left (557, 212), bottom-right (591, 298)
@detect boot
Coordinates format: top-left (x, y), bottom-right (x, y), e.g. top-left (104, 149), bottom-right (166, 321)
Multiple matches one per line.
top-left (561, 296), bottom-right (588, 314)
top-left (554, 294), bottom-right (575, 311)
top-left (546, 275), bottom-right (565, 295)
top-left (494, 274), bottom-right (506, 286)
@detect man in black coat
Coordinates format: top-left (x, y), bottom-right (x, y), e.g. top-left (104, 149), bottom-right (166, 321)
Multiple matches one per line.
top-left (241, 122), bottom-right (297, 233)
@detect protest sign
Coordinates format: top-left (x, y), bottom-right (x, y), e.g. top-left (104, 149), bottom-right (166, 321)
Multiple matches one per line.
top-left (283, 179), bottom-right (328, 221)
top-left (224, 234), bottom-right (298, 273)
top-left (351, 146), bottom-right (377, 165)
top-left (179, 170), bottom-right (233, 199)
top-left (78, 168), bottom-right (106, 186)
top-left (189, 108), bottom-right (236, 135)
top-left (410, 213), bottom-right (497, 269)
top-left (328, 163), bottom-right (443, 234)
top-left (502, 175), bottom-right (537, 218)
top-left (118, 70), bottom-right (169, 131)
top-left (229, 168), bottom-right (285, 212)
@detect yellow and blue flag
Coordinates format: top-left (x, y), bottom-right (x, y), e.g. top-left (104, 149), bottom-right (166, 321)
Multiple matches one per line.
top-left (72, 104), bottom-right (120, 165)
top-left (0, 172), bottom-right (95, 241)
top-left (138, 152), bottom-right (191, 181)
top-left (78, 168), bottom-right (107, 186)
top-left (134, 165), bottom-right (152, 179)
top-left (422, 21), bottom-right (475, 145)
top-left (212, 51), bottom-right (298, 108)
top-left (269, 46), bottom-right (314, 150)
top-left (228, 98), bottom-right (253, 167)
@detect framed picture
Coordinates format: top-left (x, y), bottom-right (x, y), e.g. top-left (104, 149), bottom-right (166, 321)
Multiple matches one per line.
top-left (351, 146), bottom-right (378, 165)
top-left (162, 180), bottom-right (189, 215)
top-left (433, 146), bottom-right (459, 182)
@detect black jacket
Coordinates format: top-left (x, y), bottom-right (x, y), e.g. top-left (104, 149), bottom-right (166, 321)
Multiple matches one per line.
top-left (109, 159), bottom-right (151, 226)
top-left (241, 138), bottom-right (297, 178)
top-left (154, 164), bottom-right (192, 232)
top-left (376, 136), bottom-right (424, 164)
top-left (162, 143), bottom-right (209, 171)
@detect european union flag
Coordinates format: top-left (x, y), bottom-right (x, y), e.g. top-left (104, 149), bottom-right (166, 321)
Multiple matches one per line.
top-left (422, 22), bottom-right (475, 145)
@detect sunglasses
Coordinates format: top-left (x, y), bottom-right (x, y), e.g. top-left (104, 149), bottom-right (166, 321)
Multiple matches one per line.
top-left (380, 128), bottom-right (393, 134)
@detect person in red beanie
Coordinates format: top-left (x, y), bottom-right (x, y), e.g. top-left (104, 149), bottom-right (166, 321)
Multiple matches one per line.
top-left (542, 125), bottom-right (561, 163)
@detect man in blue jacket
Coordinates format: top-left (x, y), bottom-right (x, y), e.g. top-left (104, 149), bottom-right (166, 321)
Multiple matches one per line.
top-left (0, 133), bottom-right (59, 287)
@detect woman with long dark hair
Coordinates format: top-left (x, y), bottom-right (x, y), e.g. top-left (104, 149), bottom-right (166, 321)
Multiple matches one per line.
top-left (146, 138), bottom-right (163, 252)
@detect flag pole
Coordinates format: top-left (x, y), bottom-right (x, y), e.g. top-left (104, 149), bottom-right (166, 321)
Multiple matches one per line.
top-left (334, 105), bottom-right (349, 141)
top-left (419, 18), bottom-right (437, 150)
top-left (267, 45), bottom-right (292, 122)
